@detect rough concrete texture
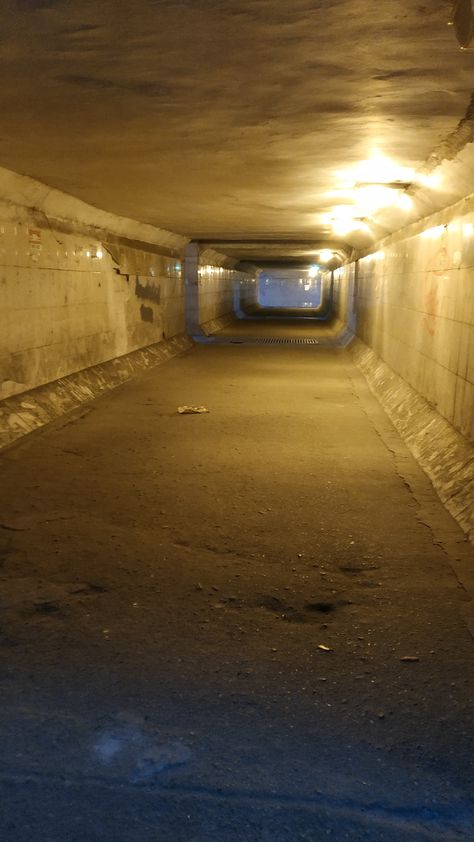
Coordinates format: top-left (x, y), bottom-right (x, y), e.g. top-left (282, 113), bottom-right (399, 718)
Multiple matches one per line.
top-left (0, 166), bottom-right (188, 254)
top-left (0, 337), bottom-right (473, 841)
top-left (349, 336), bottom-right (474, 544)
top-left (1, 1), bottom-right (474, 247)
top-left (198, 265), bottom-right (245, 327)
top-left (0, 335), bottom-right (191, 451)
top-left (0, 201), bottom-right (186, 400)
top-left (353, 207), bottom-right (474, 443)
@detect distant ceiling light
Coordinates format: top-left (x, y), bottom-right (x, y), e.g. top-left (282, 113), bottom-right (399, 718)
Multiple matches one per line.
top-left (452, 0), bottom-right (474, 48)
top-left (318, 249), bottom-right (333, 262)
top-left (463, 222), bottom-right (474, 236)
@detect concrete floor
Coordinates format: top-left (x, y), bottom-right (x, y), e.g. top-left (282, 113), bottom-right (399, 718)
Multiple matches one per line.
top-left (0, 333), bottom-right (473, 841)
top-left (202, 316), bottom-right (345, 344)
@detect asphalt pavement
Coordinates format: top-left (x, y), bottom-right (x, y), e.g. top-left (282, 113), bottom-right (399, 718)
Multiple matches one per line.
top-left (0, 330), bottom-right (473, 841)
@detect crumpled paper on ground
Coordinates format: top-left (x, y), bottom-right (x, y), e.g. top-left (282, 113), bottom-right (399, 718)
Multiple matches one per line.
top-left (177, 405), bottom-right (209, 414)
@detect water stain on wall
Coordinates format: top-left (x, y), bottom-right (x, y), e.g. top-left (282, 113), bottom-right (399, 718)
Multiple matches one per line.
top-left (135, 276), bottom-right (161, 304)
top-left (140, 304), bottom-right (154, 323)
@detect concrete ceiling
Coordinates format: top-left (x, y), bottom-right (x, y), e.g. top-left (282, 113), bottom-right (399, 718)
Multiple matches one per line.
top-left (1, 1), bottom-right (474, 262)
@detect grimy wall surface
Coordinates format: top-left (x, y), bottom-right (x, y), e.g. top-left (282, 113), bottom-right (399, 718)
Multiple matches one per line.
top-left (0, 168), bottom-right (249, 401)
top-left (0, 214), bottom-right (186, 401)
top-left (339, 201), bottom-right (474, 541)
top-left (197, 259), bottom-right (255, 332)
top-left (353, 204), bottom-right (474, 444)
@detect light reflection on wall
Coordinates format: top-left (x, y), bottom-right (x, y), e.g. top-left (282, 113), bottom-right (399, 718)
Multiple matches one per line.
top-left (258, 268), bottom-right (323, 308)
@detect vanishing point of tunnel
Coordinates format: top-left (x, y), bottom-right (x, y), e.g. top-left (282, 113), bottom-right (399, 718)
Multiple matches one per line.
top-left (0, 3), bottom-right (474, 841)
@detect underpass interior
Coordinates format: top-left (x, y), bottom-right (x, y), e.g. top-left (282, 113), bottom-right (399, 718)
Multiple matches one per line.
top-left (0, 2), bottom-right (474, 841)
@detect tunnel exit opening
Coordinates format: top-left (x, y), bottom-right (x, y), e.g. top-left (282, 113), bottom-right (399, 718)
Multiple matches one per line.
top-left (258, 268), bottom-right (323, 309)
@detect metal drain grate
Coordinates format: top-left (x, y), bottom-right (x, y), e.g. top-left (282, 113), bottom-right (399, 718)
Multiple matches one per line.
top-left (262, 337), bottom-right (319, 345)
top-left (230, 337), bottom-right (319, 345)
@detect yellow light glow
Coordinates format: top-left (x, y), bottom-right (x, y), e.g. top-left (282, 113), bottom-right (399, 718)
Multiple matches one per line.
top-left (463, 223), bottom-right (474, 237)
top-left (337, 150), bottom-right (414, 189)
top-left (396, 193), bottom-right (413, 211)
top-left (330, 205), bottom-right (357, 220)
top-left (332, 219), bottom-right (370, 237)
top-left (356, 184), bottom-right (397, 213)
top-left (418, 172), bottom-right (442, 189)
top-left (318, 249), bottom-right (333, 263)
top-left (321, 204), bottom-right (371, 237)
top-left (421, 225), bottom-right (445, 240)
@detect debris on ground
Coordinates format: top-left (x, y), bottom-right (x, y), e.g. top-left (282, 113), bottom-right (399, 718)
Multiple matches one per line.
top-left (400, 656), bottom-right (420, 662)
top-left (177, 405), bottom-right (209, 414)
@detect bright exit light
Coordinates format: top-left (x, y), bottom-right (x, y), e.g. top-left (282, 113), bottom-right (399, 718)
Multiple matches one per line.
top-left (307, 265), bottom-right (319, 278)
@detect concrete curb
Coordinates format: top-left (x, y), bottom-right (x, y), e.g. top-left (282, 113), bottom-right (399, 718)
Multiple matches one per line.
top-left (199, 313), bottom-right (235, 336)
top-left (348, 337), bottom-right (474, 543)
top-left (0, 335), bottom-right (192, 451)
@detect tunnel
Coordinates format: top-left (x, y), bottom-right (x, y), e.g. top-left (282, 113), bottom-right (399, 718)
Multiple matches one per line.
top-left (0, 2), bottom-right (474, 841)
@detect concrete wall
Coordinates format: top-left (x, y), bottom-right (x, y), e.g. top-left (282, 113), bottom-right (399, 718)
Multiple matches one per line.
top-left (0, 212), bottom-right (186, 400)
top-left (332, 263), bottom-right (356, 332)
top-left (184, 246), bottom-right (256, 334)
top-left (237, 272), bottom-right (259, 314)
top-left (0, 168), bottom-right (190, 401)
top-left (352, 209), bottom-right (474, 443)
top-left (198, 263), bottom-right (237, 326)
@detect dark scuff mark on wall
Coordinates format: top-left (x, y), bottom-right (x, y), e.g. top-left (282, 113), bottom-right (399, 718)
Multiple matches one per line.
top-left (140, 305), bottom-right (154, 323)
top-left (423, 91), bottom-right (474, 170)
top-left (135, 276), bottom-right (161, 304)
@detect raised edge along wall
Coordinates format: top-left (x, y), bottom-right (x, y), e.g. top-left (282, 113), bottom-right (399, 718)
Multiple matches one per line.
top-left (343, 200), bottom-right (474, 541)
